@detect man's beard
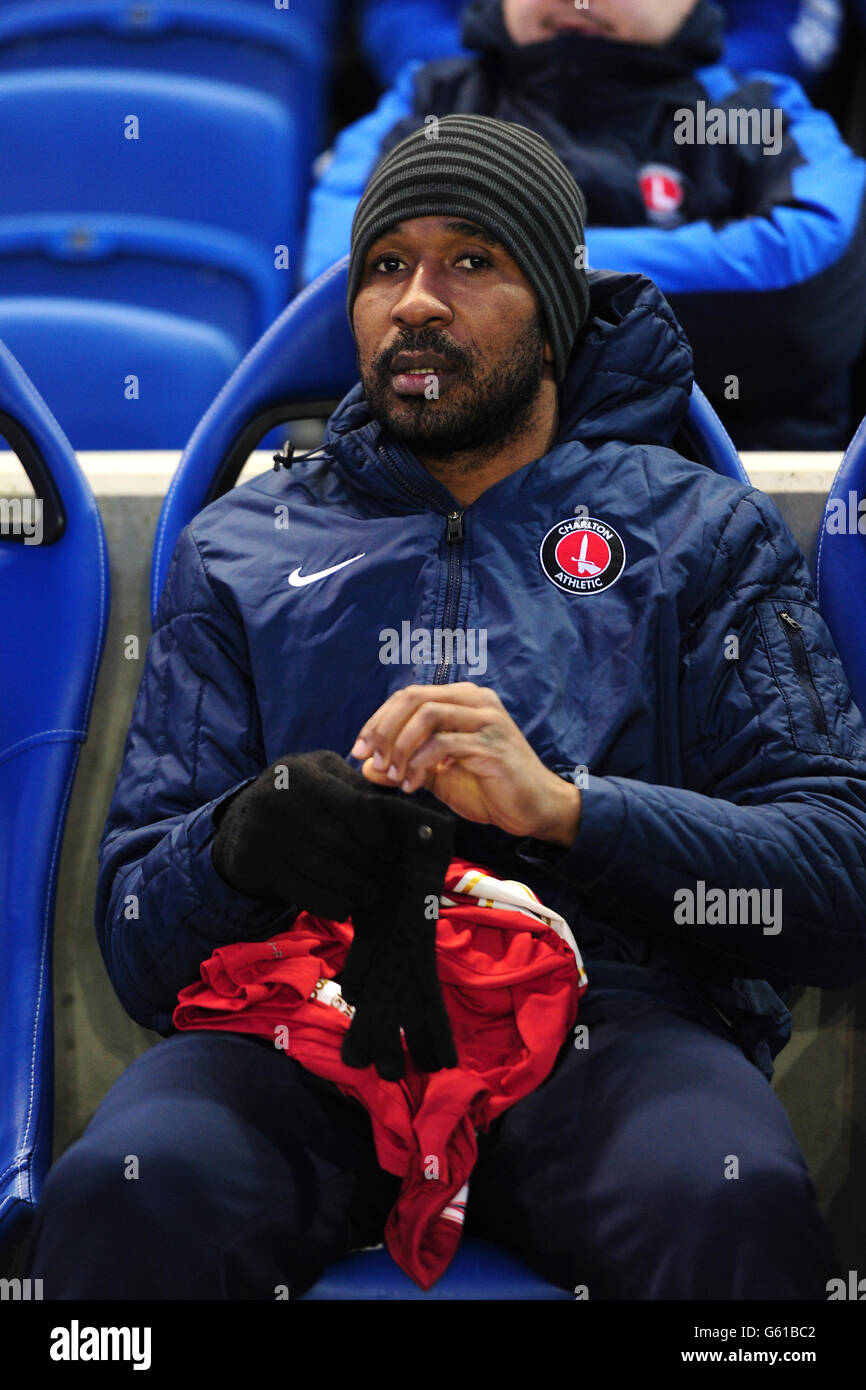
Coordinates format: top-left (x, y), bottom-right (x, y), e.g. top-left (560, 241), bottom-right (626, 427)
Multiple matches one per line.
top-left (359, 309), bottom-right (548, 468)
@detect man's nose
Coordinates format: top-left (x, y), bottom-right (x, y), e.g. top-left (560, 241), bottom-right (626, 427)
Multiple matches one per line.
top-left (391, 262), bottom-right (452, 327)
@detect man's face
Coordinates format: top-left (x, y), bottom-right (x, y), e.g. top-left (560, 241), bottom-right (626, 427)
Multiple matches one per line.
top-left (352, 215), bottom-right (553, 461)
top-left (502, 0), bottom-right (699, 46)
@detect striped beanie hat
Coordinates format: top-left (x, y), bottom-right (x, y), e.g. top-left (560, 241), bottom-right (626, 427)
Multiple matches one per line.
top-left (346, 114), bottom-right (590, 384)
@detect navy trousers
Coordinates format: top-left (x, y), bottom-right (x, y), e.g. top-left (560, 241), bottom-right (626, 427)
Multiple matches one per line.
top-left (24, 995), bottom-right (837, 1299)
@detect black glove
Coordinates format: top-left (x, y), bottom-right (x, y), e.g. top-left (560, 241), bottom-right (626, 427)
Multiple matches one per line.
top-left (211, 749), bottom-right (399, 921)
top-left (340, 796), bottom-right (458, 1081)
top-left (211, 748), bottom-right (457, 1080)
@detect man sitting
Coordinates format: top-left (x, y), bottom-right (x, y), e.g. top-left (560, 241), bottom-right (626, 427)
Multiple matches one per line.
top-left (24, 117), bottom-right (866, 1299)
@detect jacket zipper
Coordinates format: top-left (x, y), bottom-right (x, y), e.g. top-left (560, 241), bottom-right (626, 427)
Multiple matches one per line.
top-left (434, 510), bottom-right (465, 683)
top-left (377, 442), bottom-right (466, 686)
top-left (776, 610), bottom-right (828, 736)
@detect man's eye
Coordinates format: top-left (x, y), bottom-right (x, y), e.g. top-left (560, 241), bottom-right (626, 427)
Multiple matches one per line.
top-left (369, 251), bottom-right (490, 273)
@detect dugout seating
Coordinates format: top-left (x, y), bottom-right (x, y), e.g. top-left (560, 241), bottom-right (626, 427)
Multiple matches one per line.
top-left (0, 298), bottom-right (241, 449)
top-left (0, 333), bottom-right (109, 1248)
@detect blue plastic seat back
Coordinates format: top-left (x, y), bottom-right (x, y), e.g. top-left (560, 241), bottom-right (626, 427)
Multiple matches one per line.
top-left (0, 334), bottom-right (109, 1246)
top-left (0, 213), bottom-right (285, 351)
top-left (0, 1), bottom-right (332, 202)
top-left (816, 413), bottom-right (866, 715)
top-left (0, 298), bottom-right (242, 450)
top-left (0, 68), bottom-right (301, 279)
top-left (677, 379), bottom-right (749, 484)
top-left (152, 256), bottom-right (750, 618)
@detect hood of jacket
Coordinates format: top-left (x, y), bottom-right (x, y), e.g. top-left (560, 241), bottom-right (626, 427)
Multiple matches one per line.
top-left (324, 267), bottom-right (694, 470)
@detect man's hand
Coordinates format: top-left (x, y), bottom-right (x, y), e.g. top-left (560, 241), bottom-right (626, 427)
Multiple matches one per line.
top-left (210, 749), bottom-right (398, 918)
top-left (350, 682), bottom-right (582, 847)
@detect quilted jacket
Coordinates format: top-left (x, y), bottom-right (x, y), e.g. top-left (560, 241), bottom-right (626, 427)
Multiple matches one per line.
top-left (96, 265), bottom-right (866, 1080)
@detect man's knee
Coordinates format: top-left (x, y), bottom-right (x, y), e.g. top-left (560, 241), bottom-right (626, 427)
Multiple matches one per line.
top-left (611, 1145), bottom-right (836, 1300)
top-left (25, 1130), bottom-right (222, 1295)
top-left (24, 1059), bottom-right (394, 1298)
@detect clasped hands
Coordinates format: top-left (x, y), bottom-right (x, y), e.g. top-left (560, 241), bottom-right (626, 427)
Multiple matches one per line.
top-left (351, 681), bottom-right (582, 848)
top-left (211, 684), bottom-right (581, 1081)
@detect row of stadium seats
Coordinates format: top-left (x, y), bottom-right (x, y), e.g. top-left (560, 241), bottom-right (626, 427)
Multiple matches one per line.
top-left (0, 0), bottom-right (334, 175)
top-left (2, 258), bottom-right (865, 1298)
top-left (3, 1), bottom-right (864, 450)
top-left (0, 1), bottom-right (337, 446)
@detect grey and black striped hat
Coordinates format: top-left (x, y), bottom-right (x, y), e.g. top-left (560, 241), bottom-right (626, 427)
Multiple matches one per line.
top-left (346, 113), bottom-right (590, 384)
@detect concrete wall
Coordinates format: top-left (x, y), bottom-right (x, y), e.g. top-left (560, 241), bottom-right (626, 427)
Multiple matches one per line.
top-left (11, 448), bottom-right (866, 1274)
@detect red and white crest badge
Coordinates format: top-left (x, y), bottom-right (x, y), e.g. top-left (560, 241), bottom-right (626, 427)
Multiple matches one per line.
top-left (638, 163), bottom-right (685, 226)
top-left (540, 516), bottom-right (626, 595)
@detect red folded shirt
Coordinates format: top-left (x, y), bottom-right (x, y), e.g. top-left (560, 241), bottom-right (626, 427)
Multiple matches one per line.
top-left (174, 858), bottom-right (586, 1289)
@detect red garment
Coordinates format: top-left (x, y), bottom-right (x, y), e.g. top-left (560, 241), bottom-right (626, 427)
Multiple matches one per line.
top-left (173, 857), bottom-right (584, 1289)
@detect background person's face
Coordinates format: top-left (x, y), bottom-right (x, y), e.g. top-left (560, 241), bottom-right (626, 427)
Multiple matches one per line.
top-left (352, 215), bottom-right (553, 461)
top-left (502, 0), bottom-right (699, 46)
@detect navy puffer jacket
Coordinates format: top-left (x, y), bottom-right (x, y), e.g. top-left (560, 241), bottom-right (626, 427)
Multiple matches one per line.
top-left (96, 268), bottom-right (866, 1079)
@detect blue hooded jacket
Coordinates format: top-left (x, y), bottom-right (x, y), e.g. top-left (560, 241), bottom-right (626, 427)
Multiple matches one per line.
top-left (96, 267), bottom-right (866, 1080)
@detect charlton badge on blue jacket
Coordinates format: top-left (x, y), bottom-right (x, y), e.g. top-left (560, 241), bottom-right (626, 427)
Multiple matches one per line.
top-left (539, 516), bottom-right (626, 595)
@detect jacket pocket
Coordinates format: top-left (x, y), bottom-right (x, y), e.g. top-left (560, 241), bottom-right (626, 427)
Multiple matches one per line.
top-left (754, 597), bottom-right (861, 756)
top-left (775, 608), bottom-right (827, 736)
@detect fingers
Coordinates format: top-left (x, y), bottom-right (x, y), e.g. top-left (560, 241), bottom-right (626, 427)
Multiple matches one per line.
top-left (357, 758), bottom-right (397, 788)
top-left (353, 692), bottom-right (504, 790)
top-left (340, 975), bottom-right (406, 1080)
top-left (351, 683), bottom-right (500, 767)
top-left (396, 730), bottom-right (484, 793)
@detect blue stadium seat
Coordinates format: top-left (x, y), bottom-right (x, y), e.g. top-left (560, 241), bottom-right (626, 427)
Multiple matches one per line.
top-left (0, 213), bottom-right (283, 351)
top-left (0, 333), bottom-right (109, 1248)
top-left (152, 255), bottom-right (750, 618)
top-left (0, 1), bottom-right (332, 221)
top-left (0, 68), bottom-right (300, 301)
top-left (0, 298), bottom-right (241, 450)
top-left (677, 378), bottom-right (749, 484)
top-left (816, 413), bottom-right (866, 715)
top-left (297, 1236), bottom-right (574, 1300)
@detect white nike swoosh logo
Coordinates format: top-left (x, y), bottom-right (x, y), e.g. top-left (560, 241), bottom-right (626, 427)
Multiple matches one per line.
top-left (288, 553), bottom-right (366, 587)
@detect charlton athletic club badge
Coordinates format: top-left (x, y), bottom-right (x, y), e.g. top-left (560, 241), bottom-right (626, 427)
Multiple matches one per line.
top-left (539, 516), bottom-right (626, 595)
top-left (638, 163), bottom-right (685, 227)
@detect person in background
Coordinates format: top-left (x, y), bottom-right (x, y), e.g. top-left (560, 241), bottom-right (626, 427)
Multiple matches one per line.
top-left (356, 0), bottom-right (863, 93)
top-left (304, 0), bottom-right (866, 450)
